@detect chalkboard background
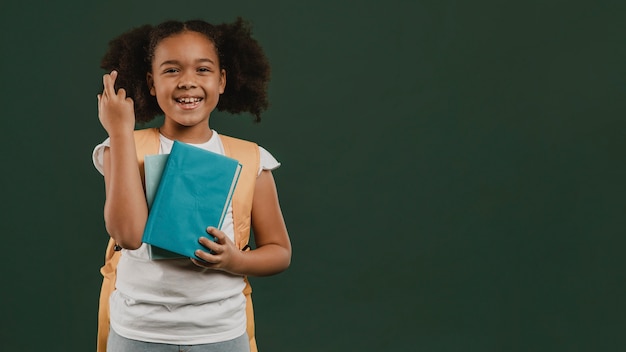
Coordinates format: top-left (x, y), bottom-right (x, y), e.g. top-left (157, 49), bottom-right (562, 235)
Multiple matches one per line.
top-left (1, 1), bottom-right (625, 351)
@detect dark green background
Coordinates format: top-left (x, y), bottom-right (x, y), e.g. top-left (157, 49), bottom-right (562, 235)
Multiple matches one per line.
top-left (1, 1), bottom-right (625, 351)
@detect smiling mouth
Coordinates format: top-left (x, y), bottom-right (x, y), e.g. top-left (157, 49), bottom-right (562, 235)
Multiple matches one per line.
top-left (176, 97), bottom-right (203, 104)
top-left (175, 97), bottom-right (203, 110)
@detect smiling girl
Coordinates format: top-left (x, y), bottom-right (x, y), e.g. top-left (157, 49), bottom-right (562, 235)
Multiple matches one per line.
top-left (92, 19), bottom-right (291, 352)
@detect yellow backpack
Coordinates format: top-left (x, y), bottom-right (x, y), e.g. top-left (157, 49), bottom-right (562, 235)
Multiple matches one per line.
top-left (96, 128), bottom-right (260, 352)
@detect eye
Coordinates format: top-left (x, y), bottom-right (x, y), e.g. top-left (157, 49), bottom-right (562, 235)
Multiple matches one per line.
top-left (163, 67), bottom-right (179, 74)
top-left (197, 67), bottom-right (212, 73)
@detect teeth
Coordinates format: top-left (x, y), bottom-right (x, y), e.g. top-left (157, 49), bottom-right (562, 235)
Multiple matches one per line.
top-left (177, 97), bottom-right (201, 103)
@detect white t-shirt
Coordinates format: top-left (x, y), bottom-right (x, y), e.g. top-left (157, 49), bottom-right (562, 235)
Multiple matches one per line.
top-left (92, 130), bottom-right (280, 344)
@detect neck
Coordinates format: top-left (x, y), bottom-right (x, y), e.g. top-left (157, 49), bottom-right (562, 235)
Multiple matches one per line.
top-left (158, 123), bottom-right (213, 144)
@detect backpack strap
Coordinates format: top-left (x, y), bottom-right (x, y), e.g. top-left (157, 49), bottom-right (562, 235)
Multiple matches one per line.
top-left (96, 236), bottom-right (119, 352)
top-left (96, 128), bottom-right (160, 352)
top-left (220, 134), bottom-right (260, 351)
top-left (133, 128), bottom-right (161, 189)
top-left (220, 135), bottom-right (259, 251)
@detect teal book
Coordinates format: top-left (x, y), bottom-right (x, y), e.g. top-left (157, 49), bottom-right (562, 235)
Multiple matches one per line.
top-left (142, 141), bottom-right (242, 260)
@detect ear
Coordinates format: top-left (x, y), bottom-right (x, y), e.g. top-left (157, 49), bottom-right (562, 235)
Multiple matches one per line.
top-left (219, 69), bottom-right (226, 94)
top-left (146, 72), bottom-right (156, 96)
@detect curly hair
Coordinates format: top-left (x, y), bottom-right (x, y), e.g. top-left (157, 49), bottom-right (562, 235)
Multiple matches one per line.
top-left (100, 18), bottom-right (271, 123)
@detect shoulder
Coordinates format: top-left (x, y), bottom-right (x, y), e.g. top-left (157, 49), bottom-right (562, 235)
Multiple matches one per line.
top-left (133, 127), bottom-right (159, 136)
top-left (218, 133), bottom-right (281, 174)
top-left (219, 134), bottom-right (259, 148)
top-left (92, 128), bottom-right (160, 175)
top-left (258, 146), bottom-right (281, 173)
top-left (92, 137), bottom-right (111, 175)
top-left (133, 127), bottom-right (160, 145)
top-left (218, 134), bottom-right (259, 163)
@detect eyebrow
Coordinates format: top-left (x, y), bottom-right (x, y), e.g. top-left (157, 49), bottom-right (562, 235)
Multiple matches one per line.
top-left (159, 58), bottom-right (216, 67)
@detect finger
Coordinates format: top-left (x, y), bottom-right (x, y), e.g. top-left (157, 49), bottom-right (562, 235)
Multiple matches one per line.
top-left (102, 70), bottom-right (118, 97)
top-left (102, 74), bottom-right (111, 97)
top-left (206, 226), bottom-right (224, 243)
top-left (199, 236), bottom-right (220, 253)
top-left (194, 250), bottom-right (218, 264)
top-left (191, 258), bottom-right (207, 267)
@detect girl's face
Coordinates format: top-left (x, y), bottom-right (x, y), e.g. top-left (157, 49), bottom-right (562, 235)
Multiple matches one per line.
top-left (147, 31), bottom-right (225, 129)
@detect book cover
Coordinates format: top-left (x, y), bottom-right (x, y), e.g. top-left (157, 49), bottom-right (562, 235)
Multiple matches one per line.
top-left (142, 141), bottom-right (242, 260)
top-left (144, 154), bottom-right (169, 208)
top-left (144, 154), bottom-right (181, 259)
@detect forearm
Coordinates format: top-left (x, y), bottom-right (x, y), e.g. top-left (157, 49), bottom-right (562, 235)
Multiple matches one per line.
top-left (235, 243), bottom-right (292, 277)
top-left (235, 169), bottom-right (291, 276)
top-left (103, 132), bottom-right (148, 249)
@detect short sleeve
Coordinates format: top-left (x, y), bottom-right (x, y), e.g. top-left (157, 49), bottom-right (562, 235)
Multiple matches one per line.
top-left (259, 146), bottom-right (280, 175)
top-left (93, 137), bottom-right (280, 176)
top-left (92, 138), bottom-right (111, 175)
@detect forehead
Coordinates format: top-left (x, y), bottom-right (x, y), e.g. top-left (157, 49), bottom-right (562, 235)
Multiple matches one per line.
top-left (153, 31), bottom-right (218, 63)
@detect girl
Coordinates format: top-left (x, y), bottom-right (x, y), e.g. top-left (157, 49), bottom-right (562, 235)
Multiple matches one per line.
top-left (92, 18), bottom-right (291, 352)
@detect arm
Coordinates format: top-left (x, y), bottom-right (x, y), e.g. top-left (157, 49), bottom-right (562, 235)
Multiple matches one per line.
top-left (98, 71), bottom-right (148, 249)
top-left (193, 169), bottom-right (292, 276)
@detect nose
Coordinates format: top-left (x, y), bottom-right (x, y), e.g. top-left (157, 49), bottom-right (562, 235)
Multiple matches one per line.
top-left (177, 71), bottom-right (197, 89)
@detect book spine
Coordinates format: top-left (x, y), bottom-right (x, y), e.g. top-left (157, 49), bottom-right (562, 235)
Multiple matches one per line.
top-left (217, 163), bottom-right (242, 229)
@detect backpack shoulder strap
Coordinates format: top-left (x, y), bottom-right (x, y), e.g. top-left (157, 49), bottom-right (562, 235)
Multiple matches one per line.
top-left (220, 134), bottom-right (259, 250)
top-left (97, 128), bottom-right (160, 352)
top-left (220, 134), bottom-right (260, 352)
top-left (133, 128), bottom-right (161, 186)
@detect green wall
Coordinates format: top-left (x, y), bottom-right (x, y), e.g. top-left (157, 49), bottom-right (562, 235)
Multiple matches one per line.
top-left (1, 1), bottom-right (625, 351)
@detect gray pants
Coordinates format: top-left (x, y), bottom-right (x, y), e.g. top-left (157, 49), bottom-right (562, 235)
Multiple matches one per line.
top-left (107, 327), bottom-right (250, 352)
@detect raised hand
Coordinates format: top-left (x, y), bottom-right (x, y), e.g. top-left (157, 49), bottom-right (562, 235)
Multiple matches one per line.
top-left (97, 70), bottom-right (136, 136)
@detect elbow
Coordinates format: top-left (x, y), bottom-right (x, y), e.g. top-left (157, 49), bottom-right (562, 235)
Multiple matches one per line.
top-left (104, 222), bottom-right (144, 250)
top-left (103, 203), bottom-right (146, 250)
top-left (114, 239), bottom-right (143, 251)
top-left (273, 246), bottom-right (292, 274)
top-left (282, 247), bottom-right (292, 270)
top-left (103, 215), bottom-right (145, 250)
